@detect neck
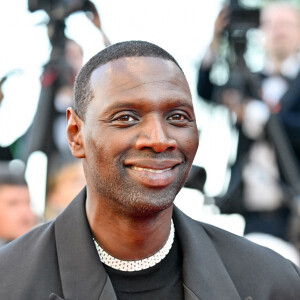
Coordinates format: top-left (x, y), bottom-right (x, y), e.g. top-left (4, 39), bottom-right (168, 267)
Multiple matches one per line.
top-left (86, 194), bottom-right (174, 260)
top-left (268, 52), bottom-right (291, 72)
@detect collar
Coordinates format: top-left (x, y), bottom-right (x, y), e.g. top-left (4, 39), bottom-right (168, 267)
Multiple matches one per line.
top-left (53, 188), bottom-right (240, 300)
top-left (264, 54), bottom-right (300, 79)
top-left (93, 220), bottom-right (175, 272)
top-left (0, 239), bottom-right (7, 248)
top-left (54, 188), bottom-right (117, 300)
top-left (173, 208), bottom-right (241, 300)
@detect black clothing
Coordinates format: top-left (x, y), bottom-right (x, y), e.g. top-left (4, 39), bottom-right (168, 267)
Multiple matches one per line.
top-left (0, 188), bottom-right (299, 299)
top-left (105, 234), bottom-right (183, 300)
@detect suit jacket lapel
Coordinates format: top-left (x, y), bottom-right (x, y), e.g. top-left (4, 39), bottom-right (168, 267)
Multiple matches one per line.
top-left (173, 206), bottom-right (241, 300)
top-left (53, 189), bottom-right (240, 300)
top-left (54, 188), bottom-right (117, 300)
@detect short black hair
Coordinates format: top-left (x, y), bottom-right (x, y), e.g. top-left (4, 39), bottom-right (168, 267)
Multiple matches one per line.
top-left (73, 40), bottom-right (183, 120)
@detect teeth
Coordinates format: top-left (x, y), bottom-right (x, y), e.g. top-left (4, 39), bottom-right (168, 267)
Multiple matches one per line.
top-left (131, 166), bottom-right (172, 173)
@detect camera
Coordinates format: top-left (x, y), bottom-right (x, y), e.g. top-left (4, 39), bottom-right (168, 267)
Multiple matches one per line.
top-left (227, 0), bottom-right (260, 47)
top-left (219, 0), bottom-right (261, 101)
top-left (28, 0), bottom-right (88, 21)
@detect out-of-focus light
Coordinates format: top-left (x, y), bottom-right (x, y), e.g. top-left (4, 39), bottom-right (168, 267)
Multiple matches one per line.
top-left (25, 151), bottom-right (48, 217)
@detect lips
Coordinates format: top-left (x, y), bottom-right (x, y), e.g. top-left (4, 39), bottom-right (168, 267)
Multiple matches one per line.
top-left (124, 158), bottom-right (182, 188)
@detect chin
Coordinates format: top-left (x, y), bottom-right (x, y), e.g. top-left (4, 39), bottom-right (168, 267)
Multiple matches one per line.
top-left (120, 195), bottom-right (175, 218)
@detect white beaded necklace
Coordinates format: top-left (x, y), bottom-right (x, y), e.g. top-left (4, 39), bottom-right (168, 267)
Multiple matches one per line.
top-left (93, 220), bottom-right (175, 272)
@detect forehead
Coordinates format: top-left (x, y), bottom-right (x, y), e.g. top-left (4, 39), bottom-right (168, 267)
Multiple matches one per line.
top-left (261, 5), bottom-right (300, 25)
top-left (88, 56), bottom-right (192, 110)
top-left (0, 185), bottom-right (29, 200)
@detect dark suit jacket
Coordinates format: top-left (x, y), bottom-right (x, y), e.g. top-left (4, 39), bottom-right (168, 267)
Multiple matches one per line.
top-left (0, 188), bottom-right (299, 300)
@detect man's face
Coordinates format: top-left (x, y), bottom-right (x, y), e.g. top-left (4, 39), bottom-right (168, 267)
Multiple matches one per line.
top-left (260, 6), bottom-right (300, 60)
top-left (78, 56), bottom-right (198, 216)
top-left (0, 185), bottom-right (36, 241)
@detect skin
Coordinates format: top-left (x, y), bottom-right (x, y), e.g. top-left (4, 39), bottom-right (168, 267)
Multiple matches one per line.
top-left (67, 56), bottom-right (199, 260)
top-left (0, 185), bottom-right (36, 241)
top-left (260, 4), bottom-right (300, 69)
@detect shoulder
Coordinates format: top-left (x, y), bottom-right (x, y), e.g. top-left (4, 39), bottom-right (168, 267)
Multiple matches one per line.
top-left (0, 220), bottom-right (63, 298)
top-left (0, 220), bottom-right (56, 259)
top-left (174, 207), bottom-right (300, 297)
top-left (175, 207), bottom-right (295, 269)
top-left (200, 221), bottom-right (290, 260)
top-left (201, 221), bottom-right (300, 291)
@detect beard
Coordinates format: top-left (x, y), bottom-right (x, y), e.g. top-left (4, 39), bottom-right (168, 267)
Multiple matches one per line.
top-left (88, 158), bottom-right (190, 218)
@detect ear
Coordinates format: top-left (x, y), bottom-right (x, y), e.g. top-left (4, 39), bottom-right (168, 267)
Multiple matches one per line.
top-left (66, 108), bottom-right (85, 158)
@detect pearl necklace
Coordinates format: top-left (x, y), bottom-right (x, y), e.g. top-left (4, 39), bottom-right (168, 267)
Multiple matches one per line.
top-left (93, 220), bottom-right (175, 272)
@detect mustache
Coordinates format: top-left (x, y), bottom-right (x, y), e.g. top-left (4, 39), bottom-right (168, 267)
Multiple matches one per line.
top-left (121, 150), bottom-right (185, 161)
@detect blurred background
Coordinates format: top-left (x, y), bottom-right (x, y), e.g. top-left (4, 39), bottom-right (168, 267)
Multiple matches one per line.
top-left (0, 0), bottom-right (226, 212)
top-left (1, 0), bottom-right (300, 265)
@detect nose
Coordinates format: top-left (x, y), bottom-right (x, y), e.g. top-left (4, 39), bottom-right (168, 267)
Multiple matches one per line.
top-left (135, 116), bottom-right (177, 152)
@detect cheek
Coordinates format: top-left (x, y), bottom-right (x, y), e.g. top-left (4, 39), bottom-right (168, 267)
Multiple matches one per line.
top-left (84, 130), bottom-right (104, 156)
top-left (0, 209), bottom-right (13, 224)
top-left (186, 142), bottom-right (199, 162)
top-left (86, 136), bottom-right (120, 170)
top-left (102, 130), bottom-right (135, 155)
top-left (178, 130), bottom-right (199, 155)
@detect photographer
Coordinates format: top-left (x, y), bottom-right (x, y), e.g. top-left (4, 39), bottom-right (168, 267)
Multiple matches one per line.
top-left (197, 2), bottom-right (300, 242)
top-left (23, 0), bottom-right (110, 176)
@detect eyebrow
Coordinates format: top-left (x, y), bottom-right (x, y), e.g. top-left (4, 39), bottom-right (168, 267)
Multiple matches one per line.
top-left (102, 99), bottom-right (194, 113)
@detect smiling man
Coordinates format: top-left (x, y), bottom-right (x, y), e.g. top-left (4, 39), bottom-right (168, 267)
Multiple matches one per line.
top-left (0, 41), bottom-right (299, 300)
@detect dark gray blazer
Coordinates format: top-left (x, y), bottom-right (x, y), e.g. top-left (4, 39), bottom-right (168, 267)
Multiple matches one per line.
top-left (0, 188), bottom-right (299, 300)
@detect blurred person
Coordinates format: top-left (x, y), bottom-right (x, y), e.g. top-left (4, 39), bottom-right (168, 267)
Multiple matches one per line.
top-left (22, 0), bottom-right (111, 175)
top-left (0, 40), bottom-right (299, 299)
top-left (50, 39), bottom-right (85, 172)
top-left (16, 38), bottom-right (85, 174)
top-left (197, 2), bottom-right (300, 242)
top-left (0, 162), bottom-right (36, 246)
top-left (45, 161), bottom-right (85, 221)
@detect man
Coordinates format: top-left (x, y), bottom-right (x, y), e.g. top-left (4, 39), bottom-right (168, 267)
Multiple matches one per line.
top-left (45, 161), bottom-right (85, 220)
top-left (197, 2), bottom-right (300, 241)
top-left (0, 163), bottom-right (36, 247)
top-left (0, 40), bottom-right (299, 299)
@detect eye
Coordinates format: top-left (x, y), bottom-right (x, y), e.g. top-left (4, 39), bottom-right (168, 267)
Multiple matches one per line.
top-left (167, 111), bottom-right (191, 127)
top-left (111, 112), bottom-right (139, 127)
top-left (117, 115), bottom-right (136, 122)
top-left (167, 113), bottom-right (187, 121)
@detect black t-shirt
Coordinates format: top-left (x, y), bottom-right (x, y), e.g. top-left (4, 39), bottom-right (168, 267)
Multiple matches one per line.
top-left (104, 234), bottom-right (184, 300)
